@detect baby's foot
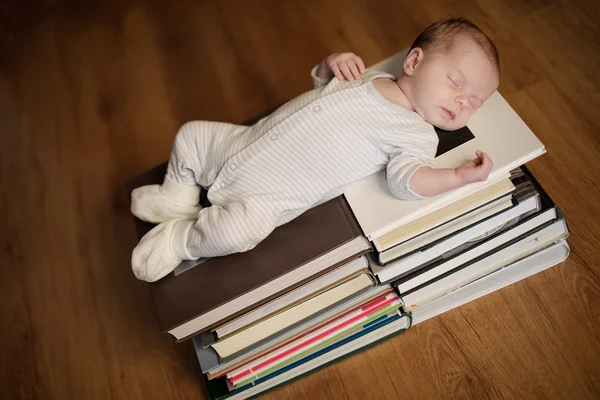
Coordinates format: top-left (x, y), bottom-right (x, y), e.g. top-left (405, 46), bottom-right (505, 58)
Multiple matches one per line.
top-left (131, 219), bottom-right (196, 282)
top-left (131, 177), bottom-right (202, 223)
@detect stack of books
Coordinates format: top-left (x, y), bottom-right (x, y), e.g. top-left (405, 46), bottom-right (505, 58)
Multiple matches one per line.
top-left (127, 51), bottom-right (570, 400)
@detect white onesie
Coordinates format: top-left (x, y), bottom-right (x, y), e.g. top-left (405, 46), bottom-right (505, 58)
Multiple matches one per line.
top-left (167, 67), bottom-right (439, 259)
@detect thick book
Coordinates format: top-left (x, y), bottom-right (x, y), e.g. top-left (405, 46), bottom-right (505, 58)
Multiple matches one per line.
top-left (376, 178), bottom-right (516, 262)
top-left (379, 179), bottom-right (515, 264)
top-left (411, 239), bottom-right (570, 325)
top-left (127, 164), bottom-right (371, 341)
top-left (378, 195), bottom-right (513, 264)
top-left (343, 50), bottom-right (546, 241)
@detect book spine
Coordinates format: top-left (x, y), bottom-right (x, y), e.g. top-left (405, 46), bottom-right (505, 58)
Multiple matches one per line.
top-left (338, 195), bottom-right (371, 244)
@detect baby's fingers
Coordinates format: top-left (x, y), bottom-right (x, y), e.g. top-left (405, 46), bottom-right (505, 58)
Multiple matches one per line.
top-left (480, 152), bottom-right (493, 172)
top-left (463, 160), bottom-right (477, 169)
top-left (353, 55), bottom-right (366, 74)
top-left (338, 62), bottom-right (354, 81)
top-left (475, 153), bottom-right (493, 179)
top-left (346, 60), bottom-right (361, 80)
top-left (330, 63), bottom-right (344, 81)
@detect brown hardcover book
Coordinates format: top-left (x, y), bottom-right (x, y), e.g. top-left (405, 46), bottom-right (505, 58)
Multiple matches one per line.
top-left (127, 163), bottom-right (371, 342)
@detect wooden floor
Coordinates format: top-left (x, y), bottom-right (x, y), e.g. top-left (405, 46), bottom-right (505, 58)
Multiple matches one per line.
top-left (1, 0), bottom-right (599, 398)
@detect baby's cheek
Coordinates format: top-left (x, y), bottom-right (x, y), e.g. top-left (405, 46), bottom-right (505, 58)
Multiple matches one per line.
top-left (458, 110), bottom-right (471, 127)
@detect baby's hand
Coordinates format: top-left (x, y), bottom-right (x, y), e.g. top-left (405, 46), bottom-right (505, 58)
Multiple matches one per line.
top-left (318, 52), bottom-right (366, 81)
top-left (455, 150), bottom-right (493, 185)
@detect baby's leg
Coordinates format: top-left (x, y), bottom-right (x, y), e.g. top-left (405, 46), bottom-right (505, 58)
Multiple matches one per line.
top-left (185, 200), bottom-right (281, 258)
top-left (131, 122), bottom-right (212, 223)
top-left (132, 200), bottom-right (280, 281)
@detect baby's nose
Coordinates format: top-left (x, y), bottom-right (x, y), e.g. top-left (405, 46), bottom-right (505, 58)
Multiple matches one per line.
top-left (455, 95), bottom-right (467, 108)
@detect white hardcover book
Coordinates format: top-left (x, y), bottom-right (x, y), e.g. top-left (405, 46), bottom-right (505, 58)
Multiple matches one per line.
top-left (378, 195), bottom-right (513, 264)
top-left (411, 240), bottom-right (570, 325)
top-left (374, 177), bottom-right (516, 253)
top-left (343, 50), bottom-right (545, 240)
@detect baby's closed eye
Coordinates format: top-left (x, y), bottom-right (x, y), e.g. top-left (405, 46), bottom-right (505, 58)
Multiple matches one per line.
top-left (448, 76), bottom-right (460, 88)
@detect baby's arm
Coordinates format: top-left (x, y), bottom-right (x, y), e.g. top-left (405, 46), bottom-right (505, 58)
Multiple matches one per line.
top-left (409, 151), bottom-right (493, 197)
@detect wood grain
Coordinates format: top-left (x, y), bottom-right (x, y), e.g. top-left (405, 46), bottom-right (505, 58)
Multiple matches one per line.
top-left (1, 0), bottom-right (599, 399)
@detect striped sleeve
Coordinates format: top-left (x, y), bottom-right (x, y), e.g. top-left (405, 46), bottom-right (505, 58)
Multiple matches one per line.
top-left (385, 127), bottom-right (438, 200)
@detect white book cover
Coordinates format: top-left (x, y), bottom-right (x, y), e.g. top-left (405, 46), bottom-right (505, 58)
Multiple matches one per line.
top-left (343, 51), bottom-right (546, 240)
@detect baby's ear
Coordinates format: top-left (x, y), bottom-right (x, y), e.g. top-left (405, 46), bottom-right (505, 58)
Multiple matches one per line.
top-left (403, 48), bottom-right (424, 76)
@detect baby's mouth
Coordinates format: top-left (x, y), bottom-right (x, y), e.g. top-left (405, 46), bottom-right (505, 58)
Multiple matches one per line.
top-left (441, 107), bottom-right (456, 121)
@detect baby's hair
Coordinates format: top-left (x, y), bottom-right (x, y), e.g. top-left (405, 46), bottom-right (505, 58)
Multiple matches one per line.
top-left (409, 17), bottom-right (500, 73)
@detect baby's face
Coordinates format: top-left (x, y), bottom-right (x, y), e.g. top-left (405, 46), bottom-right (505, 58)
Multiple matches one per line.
top-left (404, 37), bottom-right (499, 131)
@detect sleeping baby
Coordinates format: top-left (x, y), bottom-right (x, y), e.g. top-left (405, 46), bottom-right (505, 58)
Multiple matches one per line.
top-left (130, 17), bottom-right (499, 282)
